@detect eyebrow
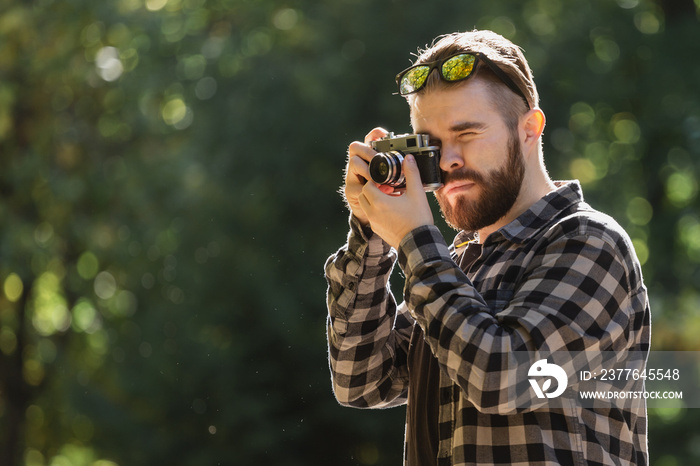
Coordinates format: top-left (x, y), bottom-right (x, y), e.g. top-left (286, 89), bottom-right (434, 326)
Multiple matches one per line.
top-left (449, 121), bottom-right (488, 133)
top-left (410, 119), bottom-right (488, 141)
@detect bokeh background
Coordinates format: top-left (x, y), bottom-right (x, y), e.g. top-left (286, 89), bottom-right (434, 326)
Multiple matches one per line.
top-left (0, 0), bottom-right (698, 464)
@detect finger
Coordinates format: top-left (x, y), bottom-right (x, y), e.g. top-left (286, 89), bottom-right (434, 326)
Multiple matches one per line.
top-left (360, 180), bottom-right (385, 207)
top-left (361, 179), bottom-right (380, 197)
top-left (377, 184), bottom-right (395, 195)
top-left (364, 127), bottom-right (389, 145)
top-left (345, 153), bottom-right (370, 184)
top-left (357, 189), bottom-right (371, 215)
top-left (347, 140), bottom-right (377, 164)
top-left (402, 154), bottom-right (424, 195)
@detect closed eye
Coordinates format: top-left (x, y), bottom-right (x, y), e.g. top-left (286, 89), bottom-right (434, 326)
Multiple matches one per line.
top-left (457, 131), bottom-right (480, 140)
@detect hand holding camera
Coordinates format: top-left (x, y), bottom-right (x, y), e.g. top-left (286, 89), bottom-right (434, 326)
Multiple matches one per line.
top-left (343, 127), bottom-right (392, 226)
top-left (344, 128), bottom-right (436, 249)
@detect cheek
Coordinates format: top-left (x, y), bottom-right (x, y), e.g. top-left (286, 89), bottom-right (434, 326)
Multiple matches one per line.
top-left (460, 140), bottom-right (496, 172)
top-left (468, 134), bottom-right (510, 170)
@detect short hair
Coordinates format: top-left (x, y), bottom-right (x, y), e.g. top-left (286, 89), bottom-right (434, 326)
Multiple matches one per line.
top-left (406, 30), bottom-right (538, 129)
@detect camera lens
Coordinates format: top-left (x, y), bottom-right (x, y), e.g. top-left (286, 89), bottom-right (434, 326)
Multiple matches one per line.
top-left (369, 151), bottom-right (405, 186)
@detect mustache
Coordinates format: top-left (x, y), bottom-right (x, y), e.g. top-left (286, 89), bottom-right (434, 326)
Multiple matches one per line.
top-left (441, 168), bottom-right (485, 185)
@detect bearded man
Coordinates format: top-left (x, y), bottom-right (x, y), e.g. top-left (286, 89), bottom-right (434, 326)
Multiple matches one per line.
top-left (324, 29), bottom-right (650, 466)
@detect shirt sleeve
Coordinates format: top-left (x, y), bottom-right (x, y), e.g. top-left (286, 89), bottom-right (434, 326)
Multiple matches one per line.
top-left (397, 219), bottom-right (649, 415)
top-left (325, 215), bottom-right (413, 408)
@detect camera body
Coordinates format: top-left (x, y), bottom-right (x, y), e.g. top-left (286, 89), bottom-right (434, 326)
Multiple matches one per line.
top-left (369, 133), bottom-right (442, 191)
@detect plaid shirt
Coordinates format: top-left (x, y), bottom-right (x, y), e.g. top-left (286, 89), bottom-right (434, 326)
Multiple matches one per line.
top-left (325, 181), bottom-right (651, 466)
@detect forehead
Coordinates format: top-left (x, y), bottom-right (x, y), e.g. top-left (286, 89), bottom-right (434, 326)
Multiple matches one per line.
top-left (409, 78), bottom-right (505, 133)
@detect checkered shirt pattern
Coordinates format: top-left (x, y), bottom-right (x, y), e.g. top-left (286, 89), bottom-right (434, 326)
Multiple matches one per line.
top-left (325, 181), bottom-right (651, 466)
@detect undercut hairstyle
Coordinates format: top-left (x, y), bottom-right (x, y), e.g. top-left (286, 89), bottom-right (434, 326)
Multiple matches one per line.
top-left (405, 30), bottom-right (539, 130)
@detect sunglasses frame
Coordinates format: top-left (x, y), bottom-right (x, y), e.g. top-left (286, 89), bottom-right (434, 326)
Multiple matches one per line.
top-left (395, 52), bottom-right (531, 109)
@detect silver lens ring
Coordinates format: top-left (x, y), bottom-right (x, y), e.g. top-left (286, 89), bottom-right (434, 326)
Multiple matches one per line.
top-left (369, 151), bottom-right (405, 186)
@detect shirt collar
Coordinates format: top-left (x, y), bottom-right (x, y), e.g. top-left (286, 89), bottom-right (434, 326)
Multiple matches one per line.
top-left (453, 180), bottom-right (584, 248)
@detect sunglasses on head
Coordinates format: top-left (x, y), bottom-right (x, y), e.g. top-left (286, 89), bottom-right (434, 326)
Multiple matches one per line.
top-left (395, 52), bottom-right (531, 109)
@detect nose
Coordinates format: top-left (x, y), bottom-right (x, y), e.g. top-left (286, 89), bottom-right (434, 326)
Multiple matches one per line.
top-left (438, 143), bottom-right (464, 173)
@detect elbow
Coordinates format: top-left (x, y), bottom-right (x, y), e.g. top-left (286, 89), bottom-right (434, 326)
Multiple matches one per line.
top-left (331, 382), bottom-right (371, 408)
top-left (331, 375), bottom-right (406, 409)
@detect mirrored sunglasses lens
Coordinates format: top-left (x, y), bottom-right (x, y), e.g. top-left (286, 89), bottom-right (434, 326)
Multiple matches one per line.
top-left (441, 54), bottom-right (476, 82)
top-left (400, 66), bottom-right (430, 94)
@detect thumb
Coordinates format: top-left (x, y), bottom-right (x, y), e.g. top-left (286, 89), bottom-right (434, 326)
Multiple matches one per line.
top-left (402, 154), bottom-right (424, 194)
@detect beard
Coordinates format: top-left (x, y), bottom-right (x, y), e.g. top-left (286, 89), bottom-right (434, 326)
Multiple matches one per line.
top-left (435, 132), bottom-right (525, 233)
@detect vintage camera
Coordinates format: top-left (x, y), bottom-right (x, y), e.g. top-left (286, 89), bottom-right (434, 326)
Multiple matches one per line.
top-left (369, 133), bottom-right (442, 191)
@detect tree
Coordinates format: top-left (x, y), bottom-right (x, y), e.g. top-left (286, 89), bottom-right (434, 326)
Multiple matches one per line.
top-left (0, 0), bottom-right (698, 464)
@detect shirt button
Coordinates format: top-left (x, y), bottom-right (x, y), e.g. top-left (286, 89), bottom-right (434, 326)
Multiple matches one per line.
top-left (347, 281), bottom-right (356, 291)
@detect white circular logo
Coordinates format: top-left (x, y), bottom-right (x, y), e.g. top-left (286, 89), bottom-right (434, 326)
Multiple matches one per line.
top-left (528, 359), bottom-right (568, 399)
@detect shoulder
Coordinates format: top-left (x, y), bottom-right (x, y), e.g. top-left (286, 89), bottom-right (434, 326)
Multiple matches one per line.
top-left (540, 201), bottom-right (644, 293)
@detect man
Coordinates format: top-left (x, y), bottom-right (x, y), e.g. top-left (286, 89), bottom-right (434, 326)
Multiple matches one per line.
top-left (325, 29), bottom-right (650, 465)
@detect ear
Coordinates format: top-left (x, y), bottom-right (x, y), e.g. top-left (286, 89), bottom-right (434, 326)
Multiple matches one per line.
top-left (519, 108), bottom-right (546, 157)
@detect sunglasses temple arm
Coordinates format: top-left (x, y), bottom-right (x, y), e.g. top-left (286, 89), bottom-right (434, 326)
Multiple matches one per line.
top-left (479, 58), bottom-right (530, 109)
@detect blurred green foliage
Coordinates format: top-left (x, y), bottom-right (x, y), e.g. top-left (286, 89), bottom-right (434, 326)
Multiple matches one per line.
top-left (0, 0), bottom-right (698, 464)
